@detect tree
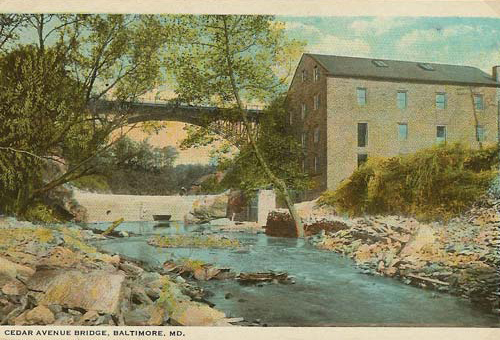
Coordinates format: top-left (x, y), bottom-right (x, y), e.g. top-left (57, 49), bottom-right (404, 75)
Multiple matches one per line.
top-left (169, 15), bottom-right (306, 236)
top-left (0, 15), bottom-right (171, 219)
top-left (0, 14), bottom-right (25, 52)
top-left (220, 95), bottom-right (311, 199)
top-left (0, 45), bottom-right (86, 215)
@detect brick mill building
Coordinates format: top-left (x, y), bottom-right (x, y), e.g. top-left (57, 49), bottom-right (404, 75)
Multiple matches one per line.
top-left (287, 54), bottom-right (500, 199)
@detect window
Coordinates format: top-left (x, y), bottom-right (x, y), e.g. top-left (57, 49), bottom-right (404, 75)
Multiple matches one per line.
top-left (301, 103), bottom-right (307, 120)
top-left (314, 155), bottom-right (319, 173)
top-left (476, 125), bottom-right (485, 141)
top-left (372, 60), bottom-right (388, 67)
top-left (418, 63), bottom-right (434, 71)
top-left (301, 69), bottom-right (307, 82)
top-left (436, 93), bottom-right (447, 109)
top-left (436, 125), bottom-right (447, 143)
top-left (313, 126), bottom-right (320, 143)
top-left (289, 112), bottom-right (293, 125)
top-left (314, 94), bottom-right (320, 110)
top-left (474, 94), bottom-right (484, 110)
top-left (397, 91), bottom-right (407, 109)
top-left (358, 123), bottom-right (368, 147)
top-left (314, 66), bottom-right (320, 81)
top-left (357, 153), bottom-right (368, 167)
top-left (301, 132), bottom-right (308, 148)
top-left (357, 88), bottom-right (367, 106)
top-left (398, 123), bottom-right (408, 141)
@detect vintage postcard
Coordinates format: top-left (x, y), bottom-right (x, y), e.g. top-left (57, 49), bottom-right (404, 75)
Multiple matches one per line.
top-left (0, 0), bottom-right (499, 339)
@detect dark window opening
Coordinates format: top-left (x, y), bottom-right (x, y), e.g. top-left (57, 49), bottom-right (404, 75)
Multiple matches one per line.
top-left (358, 123), bottom-right (368, 147)
top-left (436, 125), bottom-right (447, 143)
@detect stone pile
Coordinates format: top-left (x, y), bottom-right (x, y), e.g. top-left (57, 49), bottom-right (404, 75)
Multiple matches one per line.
top-left (0, 217), bottom-right (239, 326)
top-left (310, 196), bottom-right (500, 315)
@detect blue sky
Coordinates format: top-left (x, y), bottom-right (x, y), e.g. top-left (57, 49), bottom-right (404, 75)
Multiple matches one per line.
top-left (280, 16), bottom-right (500, 73)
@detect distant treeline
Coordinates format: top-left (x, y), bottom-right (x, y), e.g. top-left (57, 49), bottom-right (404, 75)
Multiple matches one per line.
top-left (71, 137), bottom-right (217, 195)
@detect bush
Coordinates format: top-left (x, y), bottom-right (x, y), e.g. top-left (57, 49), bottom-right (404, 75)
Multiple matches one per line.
top-left (23, 203), bottom-right (61, 223)
top-left (318, 144), bottom-right (498, 222)
top-left (71, 175), bottom-right (110, 193)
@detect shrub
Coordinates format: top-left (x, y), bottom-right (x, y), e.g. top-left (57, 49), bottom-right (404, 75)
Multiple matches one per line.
top-left (70, 175), bottom-right (110, 193)
top-left (23, 202), bottom-right (61, 223)
top-left (318, 144), bottom-right (498, 222)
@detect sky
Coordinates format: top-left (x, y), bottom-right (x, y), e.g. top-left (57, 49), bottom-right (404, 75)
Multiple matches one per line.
top-left (15, 14), bottom-right (500, 164)
top-left (165, 16), bottom-right (500, 164)
top-left (280, 16), bottom-right (500, 72)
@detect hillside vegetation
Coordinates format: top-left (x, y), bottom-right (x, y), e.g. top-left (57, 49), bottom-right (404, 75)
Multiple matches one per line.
top-left (318, 144), bottom-right (498, 221)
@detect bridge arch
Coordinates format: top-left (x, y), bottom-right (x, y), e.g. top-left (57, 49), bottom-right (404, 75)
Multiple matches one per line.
top-left (97, 100), bottom-right (262, 146)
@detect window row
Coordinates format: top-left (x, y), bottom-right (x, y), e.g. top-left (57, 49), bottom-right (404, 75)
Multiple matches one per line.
top-left (301, 127), bottom-right (321, 147)
top-left (302, 155), bottom-right (321, 173)
top-left (301, 65), bottom-right (321, 82)
top-left (357, 122), bottom-right (486, 147)
top-left (356, 88), bottom-right (485, 110)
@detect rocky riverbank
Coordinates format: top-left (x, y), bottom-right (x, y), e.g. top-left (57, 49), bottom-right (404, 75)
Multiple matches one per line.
top-left (0, 217), bottom-right (239, 326)
top-left (266, 197), bottom-right (500, 315)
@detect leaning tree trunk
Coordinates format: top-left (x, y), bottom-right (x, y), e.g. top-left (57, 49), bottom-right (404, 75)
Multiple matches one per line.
top-left (221, 17), bottom-right (304, 237)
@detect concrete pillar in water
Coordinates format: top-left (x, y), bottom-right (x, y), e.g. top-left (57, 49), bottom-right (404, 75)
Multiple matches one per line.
top-left (257, 189), bottom-right (276, 227)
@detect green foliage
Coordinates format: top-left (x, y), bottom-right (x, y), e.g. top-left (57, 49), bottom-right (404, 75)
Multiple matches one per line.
top-left (23, 203), bottom-right (61, 223)
top-left (0, 15), bottom-right (170, 220)
top-left (70, 175), bottom-right (110, 192)
top-left (0, 45), bottom-right (85, 216)
top-left (178, 258), bottom-right (206, 271)
top-left (73, 136), bottom-right (218, 195)
top-left (220, 95), bottom-right (311, 197)
top-left (199, 175), bottom-right (225, 195)
top-left (318, 144), bottom-right (498, 221)
top-left (157, 276), bottom-right (177, 314)
top-left (149, 234), bottom-right (241, 249)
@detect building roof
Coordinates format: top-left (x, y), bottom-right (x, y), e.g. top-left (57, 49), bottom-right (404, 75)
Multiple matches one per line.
top-left (307, 54), bottom-right (499, 87)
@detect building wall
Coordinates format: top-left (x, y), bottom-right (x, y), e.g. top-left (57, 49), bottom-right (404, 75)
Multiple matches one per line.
top-left (326, 77), bottom-right (498, 189)
top-left (287, 55), bottom-right (329, 199)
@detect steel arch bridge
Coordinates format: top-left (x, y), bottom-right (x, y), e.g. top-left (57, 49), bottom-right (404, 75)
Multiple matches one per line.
top-left (95, 100), bottom-right (263, 146)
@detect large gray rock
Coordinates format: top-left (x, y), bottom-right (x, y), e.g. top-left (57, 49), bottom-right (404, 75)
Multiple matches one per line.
top-left (14, 305), bottom-right (55, 325)
top-left (31, 270), bottom-right (125, 314)
top-left (0, 256), bottom-right (35, 285)
top-left (170, 301), bottom-right (229, 326)
top-left (187, 195), bottom-right (228, 223)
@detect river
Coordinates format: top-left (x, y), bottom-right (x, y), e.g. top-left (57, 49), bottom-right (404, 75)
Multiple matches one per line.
top-left (86, 221), bottom-right (500, 327)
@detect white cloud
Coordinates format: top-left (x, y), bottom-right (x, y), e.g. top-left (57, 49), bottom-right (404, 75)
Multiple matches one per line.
top-left (284, 21), bottom-right (321, 34)
top-left (350, 18), bottom-right (413, 36)
top-left (306, 34), bottom-right (372, 57)
top-left (394, 25), bottom-right (500, 72)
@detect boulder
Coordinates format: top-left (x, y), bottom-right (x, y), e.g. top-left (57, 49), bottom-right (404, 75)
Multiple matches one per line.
top-left (2, 279), bottom-right (27, 296)
top-left (119, 262), bottom-right (144, 276)
top-left (122, 304), bottom-right (167, 326)
top-left (170, 301), bottom-right (226, 326)
top-left (0, 256), bottom-right (35, 285)
top-left (36, 270), bottom-right (125, 314)
top-left (15, 305), bottom-right (55, 325)
top-left (38, 247), bottom-right (80, 268)
top-left (123, 308), bottom-right (151, 326)
top-left (193, 266), bottom-right (221, 281)
top-left (188, 195), bottom-right (229, 223)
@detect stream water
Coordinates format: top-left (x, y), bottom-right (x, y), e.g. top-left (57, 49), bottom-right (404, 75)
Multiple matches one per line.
top-left (86, 221), bottom-right (500, 327)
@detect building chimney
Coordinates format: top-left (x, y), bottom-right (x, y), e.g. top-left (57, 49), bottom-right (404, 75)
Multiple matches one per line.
top-left (493, 66), bottom-right (500, 82)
